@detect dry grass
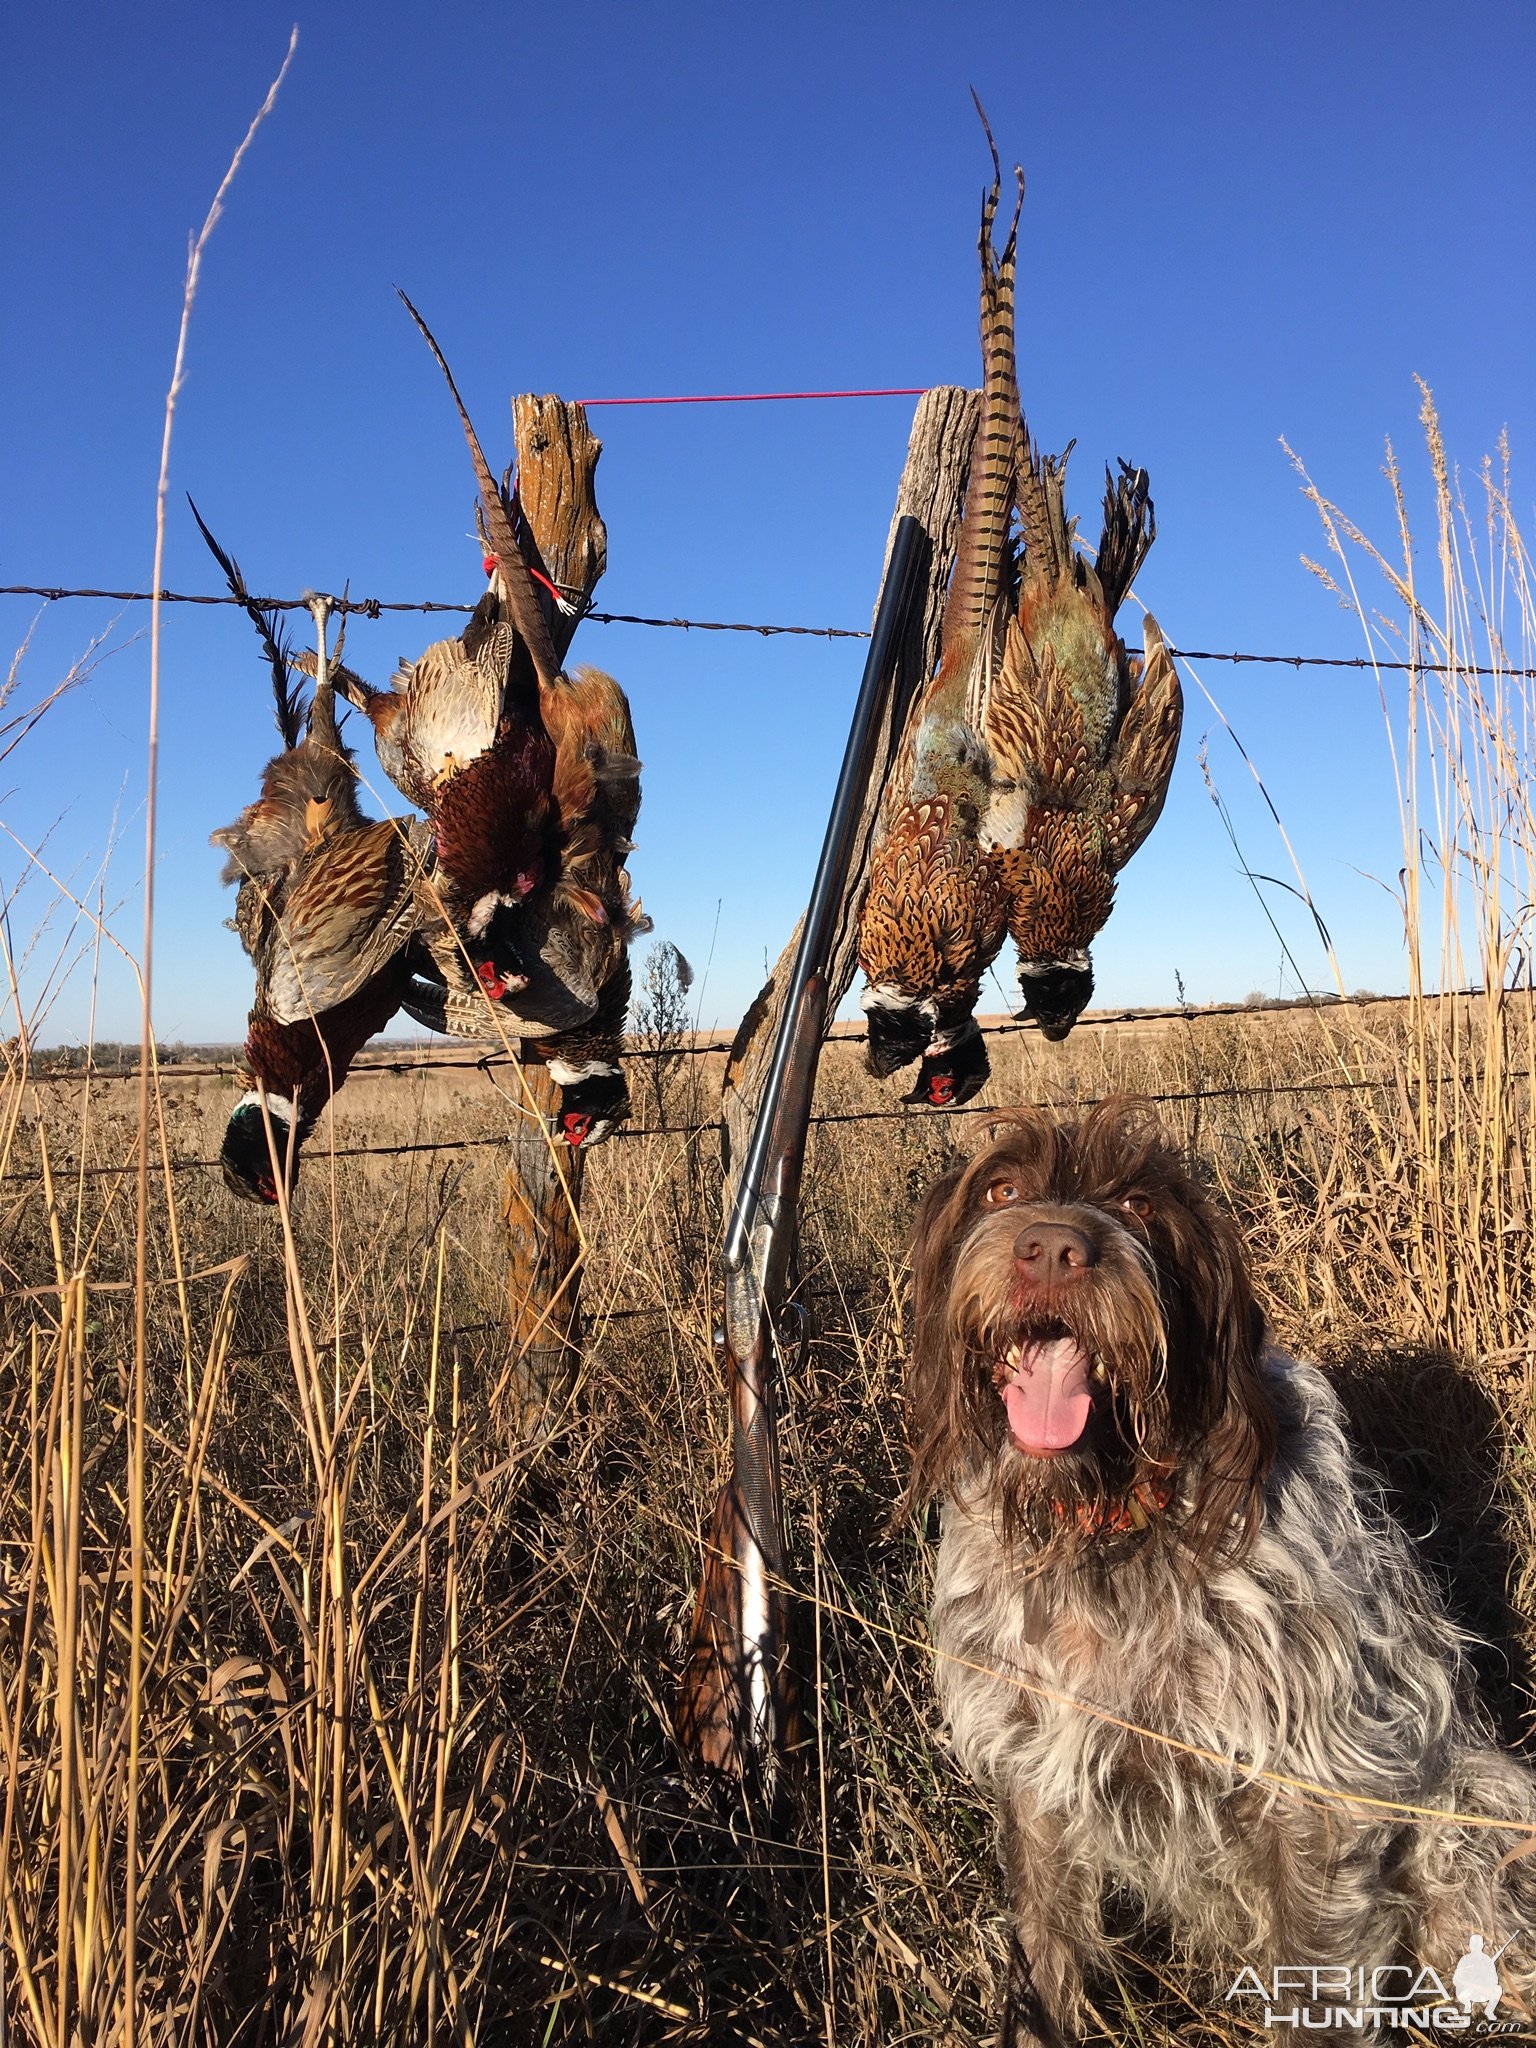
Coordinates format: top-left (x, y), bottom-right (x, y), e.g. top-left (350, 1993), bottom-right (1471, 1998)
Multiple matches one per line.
top-left (2, 410), bottom-right (1534, 2042)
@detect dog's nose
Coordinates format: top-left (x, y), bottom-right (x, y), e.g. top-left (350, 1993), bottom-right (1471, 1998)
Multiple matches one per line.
top-left (1013, 1221), bottom-right (1098, 1279)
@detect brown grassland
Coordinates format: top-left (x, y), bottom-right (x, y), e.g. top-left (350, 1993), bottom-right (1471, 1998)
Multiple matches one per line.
top-left (3, 305), bottom-right (1535, 2048)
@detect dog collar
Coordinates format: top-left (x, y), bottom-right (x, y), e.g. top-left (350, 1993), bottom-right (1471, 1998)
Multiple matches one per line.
top-left (1055, 1476), bottom-right (1175, 1537)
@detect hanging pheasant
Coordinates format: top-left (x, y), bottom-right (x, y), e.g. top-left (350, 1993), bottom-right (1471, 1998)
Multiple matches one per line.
top-left (983, 457), bottom-right (1181, 1037)
top-left (391, 296), bottom-right (649, 1144)
top-left (295, 572), bottom-right (559, 1009)
top-left (856, 139), bottom-right (1019, 1107)
top-left (858, 114), bottom-right (1181, 1091)
top-left (197, 511), bottom-right (425, 1202)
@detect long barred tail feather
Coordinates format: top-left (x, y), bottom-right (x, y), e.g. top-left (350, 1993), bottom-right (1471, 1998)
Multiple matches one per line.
top-left (1016, 431), bottom-right (1078, 595)
top-left (943, 99), bottom-right (1024, 666)
top-left (396, 288), bottom-right (566, 696)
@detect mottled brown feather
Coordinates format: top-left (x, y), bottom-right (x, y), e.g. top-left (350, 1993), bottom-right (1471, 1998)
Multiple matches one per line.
top-left (860, 796), bottom-right (1010, 998)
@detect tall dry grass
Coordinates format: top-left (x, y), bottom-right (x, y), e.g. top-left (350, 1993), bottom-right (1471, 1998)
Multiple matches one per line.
top-left (1, 410), bottom-right (1532, 2041)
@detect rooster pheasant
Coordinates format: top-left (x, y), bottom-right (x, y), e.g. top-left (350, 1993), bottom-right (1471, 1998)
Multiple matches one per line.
top-left (858, 120), bottom-right (1181, 1093)
top-left (198, 514), bottom-right (425, 1202)
top-left (857, 147), bottom-right (1019, 1106)
top-left (396, 637), bottom-right (649, 1145)
top-left (297, 565), bottom-right (558, 1008)
top-left (387, 295), bottom-right (648, 1144)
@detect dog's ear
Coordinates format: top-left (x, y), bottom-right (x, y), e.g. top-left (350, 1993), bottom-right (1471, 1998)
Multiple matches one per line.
top-left (910, 1161), bottom-right (966, 1351)
top-left (901, 1160), bottom-right (969, 1519)
top-left (1176, 1199), bottom-right (1278, 1564)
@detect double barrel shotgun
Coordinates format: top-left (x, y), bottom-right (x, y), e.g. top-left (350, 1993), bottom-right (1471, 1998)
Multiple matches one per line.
top-left (675, 515), bottom-right (926, 1789)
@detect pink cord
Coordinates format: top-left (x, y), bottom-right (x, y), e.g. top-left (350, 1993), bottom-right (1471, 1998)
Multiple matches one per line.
top-left (576, 386), bottom-right (928, 407)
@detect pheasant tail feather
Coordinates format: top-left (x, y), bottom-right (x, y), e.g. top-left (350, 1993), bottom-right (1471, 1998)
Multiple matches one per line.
top-left (1094, 461), bottom-right (1156, 619)
top-left (396, 289), bottom-right (565, 693)
top-left (943, 117), bottom-right (1023, 671)
top-left (188, 496), bottom-right (303, 745)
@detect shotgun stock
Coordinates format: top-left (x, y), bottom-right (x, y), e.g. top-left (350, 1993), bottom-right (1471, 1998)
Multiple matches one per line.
top-left (676, 518), bottom-right (926, 1783)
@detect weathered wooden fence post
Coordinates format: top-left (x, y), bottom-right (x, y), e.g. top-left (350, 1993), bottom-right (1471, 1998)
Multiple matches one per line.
top-left (499, 394), bottom-right (607, 1435)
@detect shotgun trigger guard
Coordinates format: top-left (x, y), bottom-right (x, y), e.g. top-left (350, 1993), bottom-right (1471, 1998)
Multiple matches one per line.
top-left (772, 1299), bottom-right (808, 1376)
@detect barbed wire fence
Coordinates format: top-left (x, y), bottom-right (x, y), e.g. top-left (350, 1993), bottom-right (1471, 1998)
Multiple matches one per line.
top-left (3, 556), bottom-right (1518, 1244)
top-left (7, 1013), bottom-right (1519, 1341)
top-left (3, 581), bottom-right (1532, 678)
top-left (7, 984), bottom-right (1506, 1188)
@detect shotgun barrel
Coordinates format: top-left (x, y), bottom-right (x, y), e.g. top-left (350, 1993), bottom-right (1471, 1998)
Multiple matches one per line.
top-left (723, 517), bottom-right (927, 1274)
top-left (676, 517), bottom-right (927, 1783)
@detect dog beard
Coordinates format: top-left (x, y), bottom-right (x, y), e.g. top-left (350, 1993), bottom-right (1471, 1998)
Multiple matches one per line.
top-left (939, 1205), bottom-right (1175, 1555)
top-left (905, 1103), bottom-right (1276, 1567)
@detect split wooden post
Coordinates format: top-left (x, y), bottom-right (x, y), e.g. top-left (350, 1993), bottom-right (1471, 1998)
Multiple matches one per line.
top-left (720, 386), bottom-right (980, 1174)
top-left (499, 394), bottom-right (607, 1436)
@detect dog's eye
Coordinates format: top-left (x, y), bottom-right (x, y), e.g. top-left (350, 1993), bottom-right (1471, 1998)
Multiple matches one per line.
top-left (983, 1179), bottom-right (1022, 1207)
top-left (1120, 1193), bottom-right (1152, 1219)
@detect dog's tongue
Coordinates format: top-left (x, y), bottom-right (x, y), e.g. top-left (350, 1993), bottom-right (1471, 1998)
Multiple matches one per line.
top-left (1001, 1337), bottom-right (1093, 1454)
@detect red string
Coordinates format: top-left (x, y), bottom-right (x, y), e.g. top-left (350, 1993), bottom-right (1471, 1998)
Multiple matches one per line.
top-left (575, 387), bottom-right (928, 407)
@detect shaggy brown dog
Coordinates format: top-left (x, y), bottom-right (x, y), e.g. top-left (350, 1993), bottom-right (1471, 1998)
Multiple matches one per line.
top-left (908, 1103), bottom-right (1536, 2047)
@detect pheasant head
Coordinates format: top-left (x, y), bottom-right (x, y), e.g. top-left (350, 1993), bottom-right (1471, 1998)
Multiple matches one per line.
top-left (221, 1085), bottom-right (306, 1205)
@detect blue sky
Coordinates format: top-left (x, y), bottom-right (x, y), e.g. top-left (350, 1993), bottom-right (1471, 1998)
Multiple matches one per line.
top-left (3, 1), bottom-right (1532, 1046)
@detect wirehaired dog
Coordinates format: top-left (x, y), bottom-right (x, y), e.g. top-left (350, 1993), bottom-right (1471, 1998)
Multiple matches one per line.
top-left (907, 1102), bottom-right (1536, 2046)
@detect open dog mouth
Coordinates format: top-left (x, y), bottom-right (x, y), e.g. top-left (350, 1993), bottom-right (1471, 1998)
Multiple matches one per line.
top-left (991, 1320), bottom-right (1101, 1456)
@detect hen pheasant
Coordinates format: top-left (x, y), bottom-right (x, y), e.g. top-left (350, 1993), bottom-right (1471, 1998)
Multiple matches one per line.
top-left (198, 517), bottom-right (425, 1202)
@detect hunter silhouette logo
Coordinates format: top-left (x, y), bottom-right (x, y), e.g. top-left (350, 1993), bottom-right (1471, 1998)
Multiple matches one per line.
top-left (1452, 1933), bottom-right (1513, 2018)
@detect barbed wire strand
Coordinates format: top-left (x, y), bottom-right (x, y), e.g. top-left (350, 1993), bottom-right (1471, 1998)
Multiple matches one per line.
top-left (1, 583), bottom-right (1530, 677)
top-left (5, 1061), bottom-right (1517, 1190)
top-left (217, 1275), bottom-right (884, 1355)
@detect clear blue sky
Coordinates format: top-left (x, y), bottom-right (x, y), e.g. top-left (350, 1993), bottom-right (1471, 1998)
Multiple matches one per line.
top-left (3, 1), bottom-right (1532, 1046)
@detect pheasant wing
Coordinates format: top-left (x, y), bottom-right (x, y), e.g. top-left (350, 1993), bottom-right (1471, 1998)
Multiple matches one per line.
top-left (984, 618), bottom-right (1108, 825)
top-left (1102, 615), bottom-right (1182, 872)
top-left (264, 817), bottom-right (425, 1025)
top-left (551, 665), bottom-right (642, 842)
